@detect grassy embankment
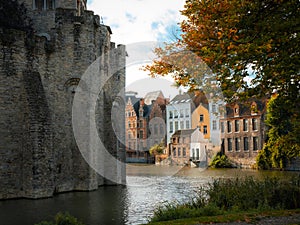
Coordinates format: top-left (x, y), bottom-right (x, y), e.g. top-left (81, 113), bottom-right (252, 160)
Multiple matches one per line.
top-left (148, 176), bottom-right (300, 224)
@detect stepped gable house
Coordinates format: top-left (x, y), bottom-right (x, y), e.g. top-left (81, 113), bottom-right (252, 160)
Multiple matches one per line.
top-left (0, 0), bottom-right (126, 199)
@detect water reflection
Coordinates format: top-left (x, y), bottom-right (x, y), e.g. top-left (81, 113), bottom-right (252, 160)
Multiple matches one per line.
top-left (0, 186), bottom-right (128, 225)
top-left (0, 167), bottom-right (299, 225)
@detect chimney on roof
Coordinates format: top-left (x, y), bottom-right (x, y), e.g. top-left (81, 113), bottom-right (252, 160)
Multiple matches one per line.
top-left (179, 88), bottom-right (182, 95)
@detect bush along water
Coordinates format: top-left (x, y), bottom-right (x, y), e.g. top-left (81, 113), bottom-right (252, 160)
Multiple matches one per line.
top-left (209, 151), bottom-right (234, 168)
top-left (150, 175), bottom-right (300, 223)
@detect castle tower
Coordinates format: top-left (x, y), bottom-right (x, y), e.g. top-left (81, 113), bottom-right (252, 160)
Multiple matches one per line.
top-left (0, 0), bottom-right (126, 199)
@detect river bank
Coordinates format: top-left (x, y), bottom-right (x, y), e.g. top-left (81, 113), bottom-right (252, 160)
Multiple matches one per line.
top-left (147, 174), bottom-right (300, 224)
top-left (148, 209), bottom-right (300, 225)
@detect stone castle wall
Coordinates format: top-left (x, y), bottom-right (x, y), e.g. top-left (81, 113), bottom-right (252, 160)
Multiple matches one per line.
top-left (0, 3), bottom-right (125, 199)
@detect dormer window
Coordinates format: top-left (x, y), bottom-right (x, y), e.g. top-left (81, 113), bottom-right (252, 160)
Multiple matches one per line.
top-left (234, 104), bottom-right (239, 117)
top-left (251, 102), bottom-right (258, 115)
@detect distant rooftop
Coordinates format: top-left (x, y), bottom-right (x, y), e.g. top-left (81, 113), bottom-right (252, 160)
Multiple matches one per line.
top-left (144, 90), bottom-right (164, 105)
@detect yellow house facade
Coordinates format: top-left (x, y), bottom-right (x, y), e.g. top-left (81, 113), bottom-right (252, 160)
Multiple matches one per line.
top-left (191, 104), bottom-right (210, 140)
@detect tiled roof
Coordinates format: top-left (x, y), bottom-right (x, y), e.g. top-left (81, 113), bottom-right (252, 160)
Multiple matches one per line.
top-left (172, 128), bottom-right (197, 137)
top-left (144, 90), bottom-right (164, 105)
top-left (225, 98), bottom-right (267, 117)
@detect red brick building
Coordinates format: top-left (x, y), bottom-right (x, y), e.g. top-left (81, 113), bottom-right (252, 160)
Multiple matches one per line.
top-left (220, 100), bottom-right (267, 167)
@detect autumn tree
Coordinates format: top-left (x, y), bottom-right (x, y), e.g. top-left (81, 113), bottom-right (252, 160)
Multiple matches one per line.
top-left (145, 0), bottom-right (299, 100)
top-left (145, 0), bottom-right (300, 169)
top-left (149, 143), bottom-right (164, 156)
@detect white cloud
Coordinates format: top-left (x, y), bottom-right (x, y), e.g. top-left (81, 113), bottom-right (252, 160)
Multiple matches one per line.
top-left (87, 0), bottom-right (185, 45)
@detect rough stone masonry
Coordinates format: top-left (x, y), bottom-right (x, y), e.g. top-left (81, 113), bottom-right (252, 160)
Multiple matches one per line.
top-left (0, 0), bottom-right (126, 199)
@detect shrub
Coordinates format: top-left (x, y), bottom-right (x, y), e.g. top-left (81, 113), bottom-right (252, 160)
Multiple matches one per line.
top-left (35, 212), bottom-right (84, 225)
top-left (209, 152), bottom-right (233, 168)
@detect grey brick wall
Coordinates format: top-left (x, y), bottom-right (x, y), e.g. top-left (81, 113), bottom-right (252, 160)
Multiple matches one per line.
top-left (0, 2), bottom-right (125, 199)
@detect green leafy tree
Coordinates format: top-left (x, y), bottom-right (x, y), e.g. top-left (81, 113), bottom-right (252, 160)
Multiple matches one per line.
top-left (257, 94), bottom-right (300, 169)
top-left (209, 151), bottom-right (233, 168)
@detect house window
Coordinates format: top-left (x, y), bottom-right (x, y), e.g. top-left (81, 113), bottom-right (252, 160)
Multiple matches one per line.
top-left (192, 148), bottom-right (195, 159)
top-left (185, 109), bottom-right (189, 117)
top-left (180, 121), bottom-right (184, 129)
top-left (203, 125), bottom-right (208, 134)
top-left (169, 122), bottom-right (173, 133)
top-left (140, 120), bottom-right (143, 128)
top-left (244, 137), bottom-right (249, 151)
top-left (235, 120), bottom-right (240, 132)
top-left (196, 148), bottom-right (200, 160)
top-left (252, 118), bottom-right (258, 131)
top-left (253, 137), bottom-right (259, 151)
top-left (139, 130), bottom-right (143, 139)
top-left (174, 110), bottom-right (179, 118)
top-left (234, 107), bottom-right (239, 114)
top-left (199, 114), bottom-right (204, 122)
top-left (180, 109), bottom-right (184, 118)
top-left (128, 121), bottom-right (131, 128)
top-left (182, 137), bottom-right (186, 143)
top-left (175, 121), bottom-right (179, 131)
top-left (212, 104), bottom-right (216, 113)
top-left (227, 121), bottom-right (232, 133)
top-left (212, 120), bottom-right (217, 130)
top-left (186, 120), bottom-right (190, 129)
top-left (243, 119), bottom-right (248, 131)
top-left (183, 147), bottom-right (186, 157)
top-left (221, 122), bottom-right (224, 133)
top-left (173, 148), bottom-right (176, 157)
top-left (228, 138), bottom-right (232, 151)
top-left (169, 111), bottom-right (173, 119)
top-left (235, 137), bottom-right (240, 151)
top-left (178, 148), bottom-right (181, 157)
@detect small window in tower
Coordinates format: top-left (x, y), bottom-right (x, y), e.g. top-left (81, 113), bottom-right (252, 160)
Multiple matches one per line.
top-left (47, 0), bottom-right (55, 10)
top-left (34, 0), bottom-right (44, 10)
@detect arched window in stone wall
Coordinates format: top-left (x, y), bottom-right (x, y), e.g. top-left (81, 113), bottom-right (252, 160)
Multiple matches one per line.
top-left (33, 0), bottom-right (55, 10)
top-left (64, 78), bottom-right (81, 94)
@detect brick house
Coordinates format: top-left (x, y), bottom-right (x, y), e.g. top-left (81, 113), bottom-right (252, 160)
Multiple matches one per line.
top-left (220, 100), bottom-right (267, 167)
top-left (125, 91), bottom-right (169, 163)
top-left (169, 128), bottom-right (209, 166)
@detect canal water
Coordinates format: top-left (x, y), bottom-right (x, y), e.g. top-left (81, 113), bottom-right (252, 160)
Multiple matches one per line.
top-left (0, 166), bottom-right (299, 225)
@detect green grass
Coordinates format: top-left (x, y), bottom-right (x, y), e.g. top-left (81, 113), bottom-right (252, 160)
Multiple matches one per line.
top-left (148, 209), bottom-right (300, 225)
top-left (149, 175), bottom-right (300, 223)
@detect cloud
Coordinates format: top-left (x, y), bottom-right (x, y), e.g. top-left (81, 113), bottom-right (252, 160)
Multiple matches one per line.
top-left (125, 12), bottom-right (137, 23)
top-left (87, 0), bottom-right (185, 44)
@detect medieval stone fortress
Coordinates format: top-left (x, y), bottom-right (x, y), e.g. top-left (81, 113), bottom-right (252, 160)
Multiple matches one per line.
top-left (0, 0), bottom-right (126, 199)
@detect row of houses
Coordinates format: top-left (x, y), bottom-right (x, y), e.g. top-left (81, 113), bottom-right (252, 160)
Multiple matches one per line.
top-left (125, 90), bottom-right (267, 167)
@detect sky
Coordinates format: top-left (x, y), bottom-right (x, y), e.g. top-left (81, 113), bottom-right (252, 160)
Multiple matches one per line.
top-left (87, 0), bottom-right (186, 99)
